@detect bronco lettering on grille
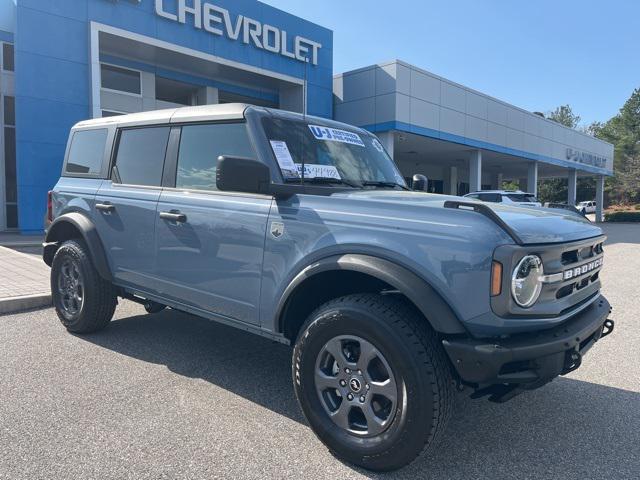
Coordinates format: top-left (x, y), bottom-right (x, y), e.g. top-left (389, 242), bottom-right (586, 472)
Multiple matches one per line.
top-left (563, 257), bottom-right (603, 281)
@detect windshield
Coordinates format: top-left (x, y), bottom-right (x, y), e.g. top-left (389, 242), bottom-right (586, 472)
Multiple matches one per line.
top-left (262, 117), bottom-right (406, 187)
top-left (506, 193), bottom-right (538, 203)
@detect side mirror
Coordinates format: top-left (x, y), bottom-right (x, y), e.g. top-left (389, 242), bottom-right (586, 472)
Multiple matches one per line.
top-left (216, 156), bottom-right (271, 194)
top-left (412, 174), bottom-right (428, 192)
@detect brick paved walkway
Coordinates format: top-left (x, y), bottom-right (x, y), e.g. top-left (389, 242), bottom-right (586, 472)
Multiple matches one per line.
top-left (0, 246), bottom-right (51, 314)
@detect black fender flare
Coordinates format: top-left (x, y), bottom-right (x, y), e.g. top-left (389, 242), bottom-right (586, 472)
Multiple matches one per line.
top-left (276, 254), bottom-right (466, 335)
top-left (44, 212), bottom-right (113, 282)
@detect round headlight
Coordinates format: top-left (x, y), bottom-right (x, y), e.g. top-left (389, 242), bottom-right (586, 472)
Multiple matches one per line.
top-left (511, 255), bottom-right (543, 307)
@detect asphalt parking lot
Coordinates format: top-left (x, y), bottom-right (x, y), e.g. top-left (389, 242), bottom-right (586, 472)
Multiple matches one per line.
top-left (1, 223), bottom-right (639, 480)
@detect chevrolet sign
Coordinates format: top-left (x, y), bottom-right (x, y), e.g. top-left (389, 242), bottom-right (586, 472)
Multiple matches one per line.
top-left (155, 0), bottom-right (322, 65)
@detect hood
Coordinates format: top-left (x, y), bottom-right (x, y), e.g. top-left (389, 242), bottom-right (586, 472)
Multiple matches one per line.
top-left (330, 190), bottom-right (603, 245)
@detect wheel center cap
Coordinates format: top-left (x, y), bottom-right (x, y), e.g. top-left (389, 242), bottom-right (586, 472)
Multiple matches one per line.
top-left (349, 377), bottom-right (362, 393)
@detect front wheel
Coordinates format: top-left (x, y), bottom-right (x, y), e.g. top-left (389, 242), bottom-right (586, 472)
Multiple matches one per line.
top-left (51, 239), bottom-right (117, 333)
top-left (292, 294), bottom-right (455, 471)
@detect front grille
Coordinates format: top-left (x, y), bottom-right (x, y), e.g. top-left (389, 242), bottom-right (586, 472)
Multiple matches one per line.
top-left (492, 235), bottom-right (606, 318)
top-left (561, 241), bottom-right (604, 266)
top-left (539, 238), bottom-right (604, 311)
top-left (557, 271), bottom-right (600, 299)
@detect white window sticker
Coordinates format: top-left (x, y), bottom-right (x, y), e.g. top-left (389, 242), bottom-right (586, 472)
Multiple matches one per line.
top-left (308, 125), bottom-right (365, 147)
top-left (295, 163), bottom-right (342, 180)
top-left (372, 138), bottom-right (385, 153)
top-left (270, 140), bottom-right (299, 178)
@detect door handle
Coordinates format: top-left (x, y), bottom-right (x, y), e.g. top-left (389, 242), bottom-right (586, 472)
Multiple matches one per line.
top-left (159, 211), bottom-right (187, 223)
top-left (96, 203), bottom-right (115, 213)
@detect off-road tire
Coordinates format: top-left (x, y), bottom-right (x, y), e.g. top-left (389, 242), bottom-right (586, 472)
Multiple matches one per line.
top-left (292, 293), bottom-right (455, 471)
top-left (51, 239), bottom-right (117, 333)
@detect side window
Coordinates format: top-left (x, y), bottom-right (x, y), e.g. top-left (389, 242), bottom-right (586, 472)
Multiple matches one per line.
top-left (478, 193), bottom-right (500, 202)
top-left (114, 127), bottom-right (170, 186)
top-left (65, 129), bottom-right (108, 175)
top-left (176, 123), bottom-right (255, 191)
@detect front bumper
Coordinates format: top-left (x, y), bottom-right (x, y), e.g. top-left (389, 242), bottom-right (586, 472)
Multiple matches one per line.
top-left (443, 295), bottom-right (613, 393)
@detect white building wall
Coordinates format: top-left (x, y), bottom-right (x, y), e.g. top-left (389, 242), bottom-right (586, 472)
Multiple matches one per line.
top-left (334, 60), bottom-right (614, 175)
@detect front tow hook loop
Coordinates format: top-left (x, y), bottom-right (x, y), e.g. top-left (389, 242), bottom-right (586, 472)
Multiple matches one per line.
top-left (601, 319), bottom-right (615, 338)
top-left (562, 350), bottom-right (582, 375)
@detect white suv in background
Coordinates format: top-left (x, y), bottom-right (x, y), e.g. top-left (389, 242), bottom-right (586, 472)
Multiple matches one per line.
top-left (577, 201), bottom-right (597, 214)
top-left (464, 190), bottom-right (542, 207)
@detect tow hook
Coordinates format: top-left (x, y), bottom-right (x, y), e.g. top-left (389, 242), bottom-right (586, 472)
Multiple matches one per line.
top-left (601, 319), bottom-right (615, 338)
top-left (562, 350), bottom-right (582, 375)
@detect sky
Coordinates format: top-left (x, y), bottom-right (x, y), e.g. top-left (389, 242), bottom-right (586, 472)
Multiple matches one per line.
top-left (263, 0), bottom-right (639, 126)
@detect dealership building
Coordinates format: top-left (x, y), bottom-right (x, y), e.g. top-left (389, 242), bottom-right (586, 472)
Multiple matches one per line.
top-left (1, 0), bottom-right (614, 232)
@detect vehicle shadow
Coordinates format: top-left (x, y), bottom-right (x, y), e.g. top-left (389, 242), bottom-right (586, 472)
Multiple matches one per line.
top-left (80, 308), bottom-right (640, 479)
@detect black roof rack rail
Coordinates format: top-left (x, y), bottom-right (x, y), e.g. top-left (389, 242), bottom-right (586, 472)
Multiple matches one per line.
top-left (443, 200), bottom-right (524, 245)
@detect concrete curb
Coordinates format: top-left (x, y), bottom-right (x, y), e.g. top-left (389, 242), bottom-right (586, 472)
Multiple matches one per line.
top-left (0, 293), bottom-right (52, 315)
top-left (0, 241), bottom-right (42, 248)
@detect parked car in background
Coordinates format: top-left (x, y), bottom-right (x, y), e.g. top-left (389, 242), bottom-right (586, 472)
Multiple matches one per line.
top-left (43, 104), bottom-right (613, 471)
top-left (543, 202), bottom-right (588, 219)
top-left (577, 201), bottom-right (597, 214)
top-left (464, 190), bottom-right (542, 207)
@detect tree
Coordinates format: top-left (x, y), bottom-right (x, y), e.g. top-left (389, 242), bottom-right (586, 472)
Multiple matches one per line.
top-left (547, 104), bottom-right (581, 128)
top-left (591, 88), bottom-right (640, 204)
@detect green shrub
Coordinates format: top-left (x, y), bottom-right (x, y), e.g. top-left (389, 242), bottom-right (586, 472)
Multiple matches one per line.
top-left (635, 204), bottom-right (640, 210)
top-left (605, 211), bottom-right (640, 222)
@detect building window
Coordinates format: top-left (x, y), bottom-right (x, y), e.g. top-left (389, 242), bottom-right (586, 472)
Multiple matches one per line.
top-left (4, 96), bottom-right (14, 126)
top-left (155, 77), bottom-right (198, 106)
top-left (4, 124), bottom-right (17, 228)
top-left (65, 129), bottom-right (108, 175)
top-left (218, 90), bottom-right (278, 108)
top-left (101, 110), bottom-right (125, 118)
top-left (114, 127), bottom-right (170, 186)
top-left (2, 43), bottom-right (14, 72)
top-left (5, 204), bottom-right (17, 229)
top-left (176, 123), bottom-right (255, 191)
top-left (101, 64), bottom-right (141, 95)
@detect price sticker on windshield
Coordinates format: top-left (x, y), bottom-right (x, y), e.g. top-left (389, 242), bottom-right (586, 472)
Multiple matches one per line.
top-left (270, 140), bottom-right (300, 178)
top-left (295, 163), bottom-right (342, 180)
top-left (308, 125), bottom-right (365, 147)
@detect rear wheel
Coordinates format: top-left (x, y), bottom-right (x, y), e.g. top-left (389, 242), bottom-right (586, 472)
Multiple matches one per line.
top-left (292, 294), bottom-right (455, 471)
top-left (51, 239), bottom-right (117, 333)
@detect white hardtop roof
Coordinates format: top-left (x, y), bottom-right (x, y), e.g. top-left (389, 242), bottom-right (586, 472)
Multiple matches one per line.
top-left (73, 103), bottom-right (251, 129)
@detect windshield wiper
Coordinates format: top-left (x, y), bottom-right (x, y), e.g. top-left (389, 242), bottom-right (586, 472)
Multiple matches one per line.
top-left (285, 177), bottom-right (361, 188)
top-left (362, 181), bottom-right (411, 191)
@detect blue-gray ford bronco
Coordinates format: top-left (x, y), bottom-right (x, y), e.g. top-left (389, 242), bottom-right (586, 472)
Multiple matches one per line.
top-left (44, 104), bottom-right (614, 471)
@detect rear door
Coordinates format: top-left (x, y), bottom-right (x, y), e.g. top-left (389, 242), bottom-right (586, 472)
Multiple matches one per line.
top-left (94, 126), bottom-right (170, 292)
top-left (154, 122), bottom-right (272, 325)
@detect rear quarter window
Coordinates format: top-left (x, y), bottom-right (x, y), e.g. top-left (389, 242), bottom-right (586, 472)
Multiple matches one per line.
top-left (65, 129), bottom-right (108, 176)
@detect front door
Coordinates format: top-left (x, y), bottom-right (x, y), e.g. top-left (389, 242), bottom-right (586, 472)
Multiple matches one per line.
top-left (154, 122), bottom-right (271, 325)
top-left (94, 126), bottom-right (171, 292)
